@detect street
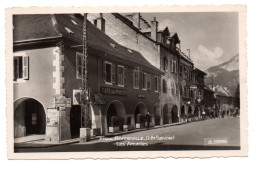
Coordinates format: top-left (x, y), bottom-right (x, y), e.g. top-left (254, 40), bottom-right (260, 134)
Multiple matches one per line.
top-left (15, 117), bottom-right (240, 152)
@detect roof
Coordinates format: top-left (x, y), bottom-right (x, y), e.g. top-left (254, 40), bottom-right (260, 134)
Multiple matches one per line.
top-left (13, 14), bottom-right (163, 74)
top-left (194, 67), bottom-right (207, 75)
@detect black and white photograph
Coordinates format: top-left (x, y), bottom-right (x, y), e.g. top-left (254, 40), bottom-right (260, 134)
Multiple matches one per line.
top-left (6, 6), bottom-right (247, 158)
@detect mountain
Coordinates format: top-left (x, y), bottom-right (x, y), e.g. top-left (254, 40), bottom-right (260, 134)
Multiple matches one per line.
top-left (205, 54), bottom-right (239, 96)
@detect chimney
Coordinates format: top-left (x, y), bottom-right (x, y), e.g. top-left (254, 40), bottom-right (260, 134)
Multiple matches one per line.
top-left (132, 13), bottom-right (140, 29)
top-left (151, 17), bottom-right (158, 41)
top-left (95, 13), bottom-right (105, 33)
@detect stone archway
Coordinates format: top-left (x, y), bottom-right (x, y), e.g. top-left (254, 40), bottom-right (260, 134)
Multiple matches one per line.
top-left (171, 105), bottom-right (178, 123)
top-left (135, 102), bottom-right (148, 128)
top-left (154, 104), bottom-right (160, 126)
top-left (14, 98), bottom-right (46, 138)
top-left (107, 100), bottom-right (126, 129)
top-left (181, 105), bottom-right (185, 119)
top-left (163, 104), bottom-right (169, 124)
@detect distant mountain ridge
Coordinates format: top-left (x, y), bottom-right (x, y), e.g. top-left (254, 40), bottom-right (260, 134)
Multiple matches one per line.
top-left (205, 54), bottom-right (239, 96)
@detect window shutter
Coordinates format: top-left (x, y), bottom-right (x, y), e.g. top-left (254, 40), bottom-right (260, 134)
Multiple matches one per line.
top-left (23, 56), bottom-right (29, 80)
top-left (124, 67), bottom-right (127, 85)
top-left (170, 60), bottom-right (173, 72)
top-left (103, 62), bottom-right (106, 83)
top-left (173, 61), bottom-right (176, 73)
top-left (112, 64), bottom-right (116, 84)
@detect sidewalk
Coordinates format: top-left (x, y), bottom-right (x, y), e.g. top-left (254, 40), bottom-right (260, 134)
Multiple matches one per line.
top-left (14, 121), bottom-right (188, 148)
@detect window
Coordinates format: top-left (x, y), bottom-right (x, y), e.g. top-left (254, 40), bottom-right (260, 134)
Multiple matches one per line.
top-left (13, 55), bottom-right (29, 81)
top-left (164, 57), bottom-right (168, 72)
top-left (133, 68), bottom-right (139, 89)
top-left (162, 79), bottom-right (167, 93)
top-left (171, 82), bottom-right (174, 95)
top-left (179, 66), bottom-right (182, 77)
top-left (184, 67), bottom-right (187, 79)
top-left (117, 65), bottom-right (124, 87)
top-left (180, 85), bottom-right (183, 96)
top-left (147, 74), bottom-right (151, 90)
top-left (76, 53), bottom-right (83, 79)
top-left (142, 72), bottom-right (147, 90)
top-left (103, 61), bottom-right (114, 85)
top-left (154, 76), bottom-right (159, 92)
top-left (174, 61), bottom-right (177, 73)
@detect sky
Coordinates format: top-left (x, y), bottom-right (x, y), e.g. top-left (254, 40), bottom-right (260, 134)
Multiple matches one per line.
top-left (141, 12), bottom-right (239, 71)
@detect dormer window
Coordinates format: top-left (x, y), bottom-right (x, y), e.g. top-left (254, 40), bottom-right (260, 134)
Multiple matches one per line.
top-left (71, 20), bottom-right (78, 26)
top-left (65, 27), bottom-right (74, 35)
top-left (110, 43), bottom-right (116, 48)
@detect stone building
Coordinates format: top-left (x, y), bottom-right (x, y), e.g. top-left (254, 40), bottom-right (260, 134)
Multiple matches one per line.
top-left (13, 14), bottom-right (163, 141)
top-left (87, 13), bottom-right (181, 125)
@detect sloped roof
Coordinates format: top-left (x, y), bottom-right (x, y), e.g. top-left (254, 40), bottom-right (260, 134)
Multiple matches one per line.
top-left (13, 14), bottom-right (163, 74)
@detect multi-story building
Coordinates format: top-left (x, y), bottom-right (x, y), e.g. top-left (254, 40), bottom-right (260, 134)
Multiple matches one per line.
top-left (13, 14), bottom-right (163, 141)
top-left (192, 68), bottom-right (207, 120)
top-left (87, 13), bottom-right (181, 125)
top-left (177, 50), bottom-right (195, 121)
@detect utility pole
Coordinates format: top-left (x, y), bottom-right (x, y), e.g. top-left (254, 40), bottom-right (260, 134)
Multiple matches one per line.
top-left (80, 13), bottom-right (90, 142)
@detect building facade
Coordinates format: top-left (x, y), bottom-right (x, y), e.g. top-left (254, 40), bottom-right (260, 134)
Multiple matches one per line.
top-left (87, 13), bottom-right (181, 125)
top-left (13, 14), bottom-right (163, 141)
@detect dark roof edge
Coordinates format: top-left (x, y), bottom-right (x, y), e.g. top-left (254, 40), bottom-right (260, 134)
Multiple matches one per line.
top-left (13, 36), bottom-right (63, 45)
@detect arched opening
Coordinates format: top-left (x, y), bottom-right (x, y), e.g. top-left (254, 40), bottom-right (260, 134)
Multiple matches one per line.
top-left (14, 98), bottom-right (46, 138)
top-left (171, 105), bottom-right (178, 123)
top-left (181, 105), bottom-right (185, 119)
top-left (107, 101), bottom-right (126, 130)
top-left (154, 104), bottom-right (160, 126)
top-left (135, 103), bottom-right (147, 128)
top-left (194, 107), bottom-right (199, 117)
top-left (188, 106), bottom-right (192, 115)
top-left (163, 104), bottom-right (169, 124)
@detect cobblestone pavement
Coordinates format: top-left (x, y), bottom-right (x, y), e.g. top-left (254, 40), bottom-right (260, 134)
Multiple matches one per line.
top-left (15, 117), bottom-right (240, 152)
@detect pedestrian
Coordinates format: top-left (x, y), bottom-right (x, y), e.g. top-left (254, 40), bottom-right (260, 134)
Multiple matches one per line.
top-left (146, 112), bottom-right (150, 129)
top-left (211, 110), bottom-right (215, 119)
top-left (202, 110), bottom-right (206, 120)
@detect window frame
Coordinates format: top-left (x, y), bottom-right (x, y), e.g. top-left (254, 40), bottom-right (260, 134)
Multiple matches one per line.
top-left (13, 52), bottom-right (28, 83)
top-left (117, 65), bottom-right (125, 87)
top-left (154, 75), bottom-right (159, 92)
top-left (133, 68), bottom-right (139, 89)
top-left (142, 72), bottom-right (147, 90)
top-left (104, 61), bottom-right (113, 85)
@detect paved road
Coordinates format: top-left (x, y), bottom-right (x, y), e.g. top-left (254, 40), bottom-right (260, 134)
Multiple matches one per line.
top-left (15, 117), bottom-right (240, 152)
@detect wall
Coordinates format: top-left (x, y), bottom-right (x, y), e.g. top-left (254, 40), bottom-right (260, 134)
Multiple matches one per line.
top-left (13, 47), bottom-right (56, 138)
top-left (159, 46), bottom-right (180, 124)
top-left (87, 13), bottom-right (161, 69)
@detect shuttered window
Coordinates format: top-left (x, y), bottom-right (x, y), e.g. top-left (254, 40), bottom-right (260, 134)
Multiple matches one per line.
top-left (133, 68), bottom-right (139, 89)
top-left (103, 61), bottom-right (113, 85)
top-left (154, 76), bottom-right (159, 92)
top-left (117, 65), bottom-right (124, 87)
top-left (13, 56), bottom-right (29, 81)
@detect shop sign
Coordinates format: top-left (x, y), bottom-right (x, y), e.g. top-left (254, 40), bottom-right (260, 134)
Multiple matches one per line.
top-left (100, 87), bottom-right (127, 96)
top-left (190, 85), bottom-right (197, 89)
top-left (55, 97), bottom-right (71, 107)
top-left (46, 108), bottom-right (59, 127)
top-left (137, 94), bottom-right (145, 99)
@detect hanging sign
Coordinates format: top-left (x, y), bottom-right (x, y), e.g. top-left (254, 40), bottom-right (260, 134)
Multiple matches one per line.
top-left (190, 85), bottom-right (197, 89)
top-left (54, 97), bottom-right (71, 107)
